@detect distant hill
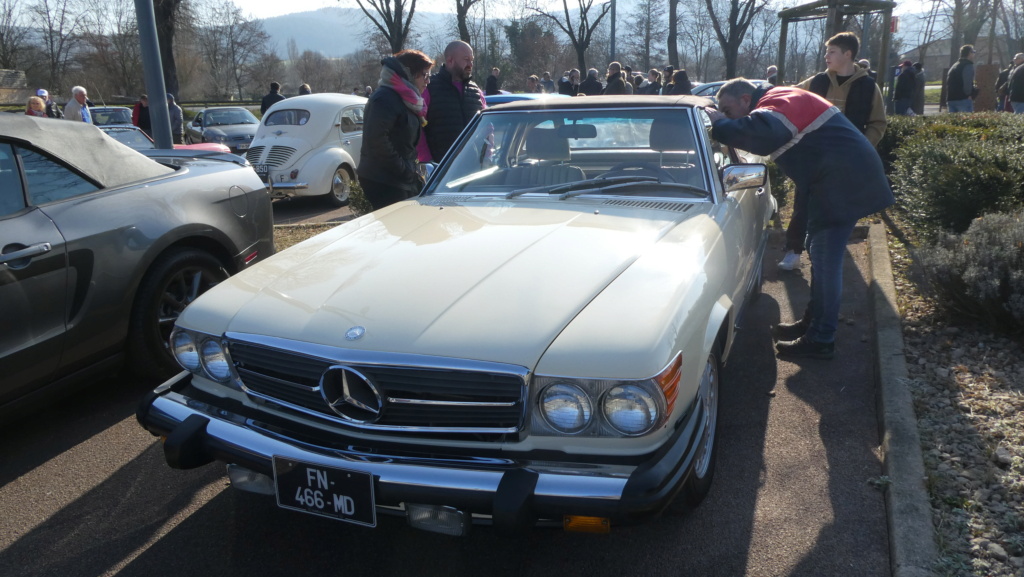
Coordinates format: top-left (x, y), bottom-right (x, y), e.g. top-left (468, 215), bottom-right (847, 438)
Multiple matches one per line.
top-left (260, 7), bottom-right (454, 59)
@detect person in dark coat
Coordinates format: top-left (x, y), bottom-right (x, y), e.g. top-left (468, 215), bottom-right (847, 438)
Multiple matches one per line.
top-left (485, 67), bottom-right (501, 95)
top-left (1009, 53), bottom-right (1024, 113)
top-left (261, 82), bottom-right (286, 114)
top-left (558, 69), bottom-right (580, 96)
top-left (603, 62), bottom-right (628, 95)
top-left (996, 63), bottom-right (1013, 112)
top-left (946, 44), bottom-right (976, 113)
top-left (893, 60), bottom-right (916, 115)
top-left (706, 79), bottom-right (894, 359)
top-left (417, 40), bottom-right (485, 163)
top-left (579, 68), bottom-right (603, 95)
top-left (668, 69), bottom-right (693, 95)
top-left (132, 94), bottom-right (151, 136)
top-left (358, 50), bottom-right (434, 210)
top-left (641, 69), bottom-right (662, 94)
top-left (912, 62), bottom-right (926, 116)
top-left (766, 65), bottom-right (778, 85)
top-left (35, 89), bottom-right (63, 119)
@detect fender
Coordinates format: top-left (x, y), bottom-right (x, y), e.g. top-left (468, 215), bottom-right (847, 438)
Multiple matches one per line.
top-left (290, 145), bottom-right (356, 197)
top-left (704, 295), bottom-right (733, 363)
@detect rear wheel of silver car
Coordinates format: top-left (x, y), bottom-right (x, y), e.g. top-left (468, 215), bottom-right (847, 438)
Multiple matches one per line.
top-left (325, 165), bottom-right (351, 207)
top-left (127, 248), bottom-right (228, 380)
top-left (679, 348), bottom-right (721, 507)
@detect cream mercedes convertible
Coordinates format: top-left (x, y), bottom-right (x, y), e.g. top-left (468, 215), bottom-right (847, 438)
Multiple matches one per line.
top-left (138, 95), bottom-right (776, 535)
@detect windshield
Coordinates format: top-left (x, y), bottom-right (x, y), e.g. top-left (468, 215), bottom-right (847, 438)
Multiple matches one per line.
top-left (206, 109), bottom-right (258, 126)
top-left (425, 107), bottom-right (709, 199)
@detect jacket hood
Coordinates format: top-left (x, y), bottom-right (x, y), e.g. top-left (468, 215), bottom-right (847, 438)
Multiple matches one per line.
top-left (188, 201), bottom-right (706, 368)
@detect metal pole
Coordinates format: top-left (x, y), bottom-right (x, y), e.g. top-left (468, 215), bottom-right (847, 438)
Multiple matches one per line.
top-left (777, 18), bottom-right (789, 85)
top-left (134, 0), bottom-right (172, 149)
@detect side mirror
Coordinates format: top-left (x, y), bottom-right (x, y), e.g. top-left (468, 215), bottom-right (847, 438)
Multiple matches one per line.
top-left (721, 163), bottom-right (766, 192)
top-left (419, 162), bottom-right (437, 180)
top-left (194, 116), bottom-right (202, 126)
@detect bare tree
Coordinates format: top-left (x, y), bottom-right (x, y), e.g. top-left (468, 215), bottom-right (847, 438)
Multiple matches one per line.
top-left (940, 0), bottom-right (994, 65)
top-left (354, 0), bottom-right (417, 53)
top-left (191, 0), bottom-right (272, 99)
top-left (623, 0), bottom-right (666, 71)
top-left (679, 0), bottom-right (717, 80)
top-left (29, 0), bottom-right (85, 92)
top-left (79, 0), bottom-right (142, 97)
top-left (0, 0), bottom-right (32, 69)
top-left (702, 0), bottom-right (770, 78)
top-left (532, 0), bottom-right (611, 72)
top-left (455, 0), bottom-right (482, 44)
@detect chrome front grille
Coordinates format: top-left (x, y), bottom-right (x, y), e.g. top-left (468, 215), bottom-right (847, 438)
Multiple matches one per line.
top-left (226, 337), bottom-right (527, 436)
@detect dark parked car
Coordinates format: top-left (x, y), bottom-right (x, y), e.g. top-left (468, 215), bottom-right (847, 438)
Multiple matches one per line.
top-left (0, 115), bottom-right (274, 418)
top-left (185, 107), bottom-right (260, 153)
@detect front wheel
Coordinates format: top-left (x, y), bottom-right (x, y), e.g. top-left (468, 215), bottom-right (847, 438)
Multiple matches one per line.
top-left (669, 348), bottom-right (722, 512)
top-left (127, 249), bottom-right (228, 380)
top-left (324, 165), bottom-right (351, 207)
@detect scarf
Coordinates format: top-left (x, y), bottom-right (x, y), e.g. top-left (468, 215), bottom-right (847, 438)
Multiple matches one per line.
top-left (378, 58), bottom-right (427, 127)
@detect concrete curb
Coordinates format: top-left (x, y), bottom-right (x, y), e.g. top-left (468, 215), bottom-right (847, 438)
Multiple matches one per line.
top-left (866, 223), bottom-right (939, 577)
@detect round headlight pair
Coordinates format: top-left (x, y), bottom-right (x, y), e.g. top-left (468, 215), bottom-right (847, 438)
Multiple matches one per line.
top-left (539, 383), bottom-right (659, 436)
top-left (170, 330), bottom-right (232, 381)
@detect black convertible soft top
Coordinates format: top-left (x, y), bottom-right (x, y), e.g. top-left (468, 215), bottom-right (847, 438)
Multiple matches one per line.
top-left (2, 114), bottom-right (173, 187)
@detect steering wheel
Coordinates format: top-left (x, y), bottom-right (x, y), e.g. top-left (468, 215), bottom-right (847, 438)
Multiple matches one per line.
top-left (601, 161), bottom-right (677, 182)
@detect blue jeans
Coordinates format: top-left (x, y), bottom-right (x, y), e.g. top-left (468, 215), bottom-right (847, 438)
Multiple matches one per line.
top-left (947, 98), bottom-right (973, 113)
top-left (894, 98), bottom-right (912, 115)
top-left (1013, 102), bottom-right (1024, 114)
top-left (804, 220), bottom-right (858, 343)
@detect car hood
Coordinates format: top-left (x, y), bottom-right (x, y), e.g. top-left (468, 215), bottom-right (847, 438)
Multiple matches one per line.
top-left (182, 199), bottom-right (710, 368)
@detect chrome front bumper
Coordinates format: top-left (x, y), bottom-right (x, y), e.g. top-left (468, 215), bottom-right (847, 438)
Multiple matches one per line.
top-left (137, 372), bottom-right (704, 532)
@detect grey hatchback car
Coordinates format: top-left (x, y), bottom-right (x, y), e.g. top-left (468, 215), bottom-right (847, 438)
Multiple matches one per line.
top-left (0, 115), bottom-right (274, 417)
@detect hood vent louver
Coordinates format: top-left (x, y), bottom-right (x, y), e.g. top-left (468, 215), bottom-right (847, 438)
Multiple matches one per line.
top-left (602, 199), bottom-right (695, 212)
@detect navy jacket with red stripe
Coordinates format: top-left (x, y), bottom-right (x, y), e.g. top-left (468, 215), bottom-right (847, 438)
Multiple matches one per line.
top-left (712, 85), bottom-right (893, 231)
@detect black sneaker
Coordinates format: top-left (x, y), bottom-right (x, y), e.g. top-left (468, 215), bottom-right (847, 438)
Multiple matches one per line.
top-left (771, 318), bottom-right (808, 341)
top-left (776, 336), bottom-right (834, 360)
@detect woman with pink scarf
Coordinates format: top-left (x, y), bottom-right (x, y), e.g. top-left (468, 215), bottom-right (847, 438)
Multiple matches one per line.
top-left (357, 49), bottom-right (434, 210)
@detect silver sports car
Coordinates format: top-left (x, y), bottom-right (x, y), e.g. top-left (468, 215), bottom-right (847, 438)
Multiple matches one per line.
top-left (0, 115), bottom-right (274, 418)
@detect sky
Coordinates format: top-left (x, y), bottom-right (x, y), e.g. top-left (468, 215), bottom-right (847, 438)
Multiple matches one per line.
top-left (232, 0), bottom-right (930, 22)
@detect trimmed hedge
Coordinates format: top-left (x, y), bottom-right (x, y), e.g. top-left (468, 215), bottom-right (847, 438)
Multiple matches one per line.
top-left (918, 211), bottom-right (1024, 333)
top-left (883, 113), bottom-right (1024, 238)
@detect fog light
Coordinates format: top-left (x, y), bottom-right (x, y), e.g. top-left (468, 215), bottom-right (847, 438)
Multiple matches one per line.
top-left (226, 464), bottom-right (275, 495)
top-left (563, 515), bottom-right (611, 533)
top-left (406, 504), bottom-right (470, 536)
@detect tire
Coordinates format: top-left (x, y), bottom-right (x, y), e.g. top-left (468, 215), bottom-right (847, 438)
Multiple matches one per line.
top-left (324, 165), bottom-right (351, 207)
top-left (127, 248), bottom-right (228, 380)
top-left (678, 347), bottom-right (722, 508)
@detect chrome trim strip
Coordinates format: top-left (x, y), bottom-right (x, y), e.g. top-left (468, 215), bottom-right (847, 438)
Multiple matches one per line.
top-left (147, 392), bottom-right (630, 501)
top-left (237, 366), bottom-right (316, 392)
top-left (226, 332), bottom-right (531, 378)
top-left (386, 398), bottom-right (518, 408)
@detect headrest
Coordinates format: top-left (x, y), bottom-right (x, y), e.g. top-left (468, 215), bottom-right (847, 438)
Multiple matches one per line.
top-left (526, 128), bottom-right (570, 161)
top-left (649, 117), bottom-right (695, 152)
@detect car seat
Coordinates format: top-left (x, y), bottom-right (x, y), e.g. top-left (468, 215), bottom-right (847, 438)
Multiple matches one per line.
top-left (503, 127), bottom-right (585, 187)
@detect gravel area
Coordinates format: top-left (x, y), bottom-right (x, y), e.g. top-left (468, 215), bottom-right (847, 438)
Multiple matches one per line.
top-left (886, 224), bottom-right (1024, 576)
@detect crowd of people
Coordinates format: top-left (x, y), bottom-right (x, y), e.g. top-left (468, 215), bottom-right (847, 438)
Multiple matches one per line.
top-left (23, 85), bottom-right (186, 143)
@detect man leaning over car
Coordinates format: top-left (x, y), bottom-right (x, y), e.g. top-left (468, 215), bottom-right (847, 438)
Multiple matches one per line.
top-left (705, 79), bottom-right (894, 360)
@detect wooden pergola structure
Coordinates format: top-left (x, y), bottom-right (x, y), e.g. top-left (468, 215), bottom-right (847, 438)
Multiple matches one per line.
top-left (776, 0), bottom-right (898, 88)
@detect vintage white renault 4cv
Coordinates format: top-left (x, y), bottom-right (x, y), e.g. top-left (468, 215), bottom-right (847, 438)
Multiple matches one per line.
top-left (138, 95), bottom-right (776, 536)
top-left (246, 93), bottom-right (365, 207)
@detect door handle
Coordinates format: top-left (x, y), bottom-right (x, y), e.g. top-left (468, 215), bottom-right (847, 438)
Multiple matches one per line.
top-left (342, 139), bottom-right (351, 146)
top-left (0, 242), bottom-right (53, 266)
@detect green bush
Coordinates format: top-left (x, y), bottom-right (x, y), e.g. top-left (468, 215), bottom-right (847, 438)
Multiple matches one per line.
top-left (918, 211), bottom-right (1024, 333)
top-left (891, 133), bottom-right (1024, 236)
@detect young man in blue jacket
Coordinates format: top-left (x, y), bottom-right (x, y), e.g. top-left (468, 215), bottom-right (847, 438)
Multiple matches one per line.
top-left (706, 79), bottom-right (894, 359)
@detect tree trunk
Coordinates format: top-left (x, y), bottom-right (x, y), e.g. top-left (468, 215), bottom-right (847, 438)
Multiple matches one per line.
top-left (154, 0), bottom-right (181, 97)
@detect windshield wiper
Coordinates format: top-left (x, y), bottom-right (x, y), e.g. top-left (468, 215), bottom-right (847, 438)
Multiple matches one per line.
top-left (506, 175), bottom-right (658, 199)
top-left (559, 180), bottom-right (710, 200)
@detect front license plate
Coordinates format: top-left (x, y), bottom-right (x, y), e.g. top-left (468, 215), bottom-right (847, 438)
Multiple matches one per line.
top-left (273, 457), bottom-right (376, 527)
top-left (237, 142), bottom-right (249, 150)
